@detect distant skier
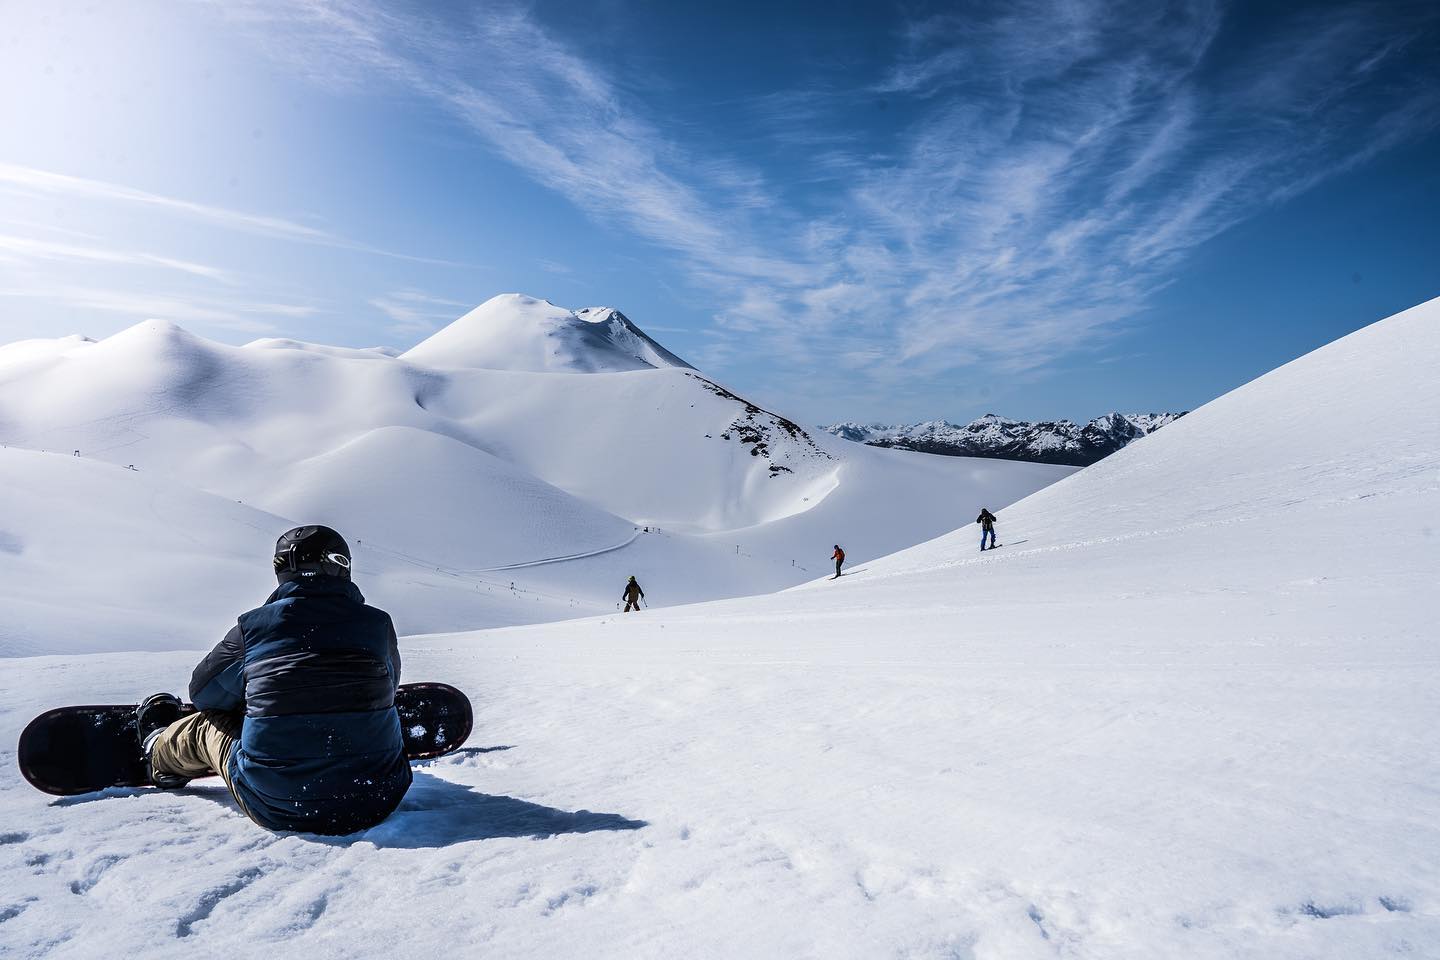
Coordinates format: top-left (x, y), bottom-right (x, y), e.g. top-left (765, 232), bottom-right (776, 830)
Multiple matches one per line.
top-left (622, 575), bottom-right (645, 612)
top-left (831, 544), bottom-right (845, 578)
top-left (136, 525), bottom-right (411, 835)
top-left (977, 507), bottom-right (998, 551)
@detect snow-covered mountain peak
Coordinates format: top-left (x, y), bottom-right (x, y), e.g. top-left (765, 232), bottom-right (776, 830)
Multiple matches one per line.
top-left (970, 413), bottom-right (1023, 427)
top-left (402, 293), bottom-right (693, 373)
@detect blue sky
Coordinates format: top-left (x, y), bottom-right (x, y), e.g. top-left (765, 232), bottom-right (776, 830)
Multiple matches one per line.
top-left (1, 0), bottom-right (1436, 424)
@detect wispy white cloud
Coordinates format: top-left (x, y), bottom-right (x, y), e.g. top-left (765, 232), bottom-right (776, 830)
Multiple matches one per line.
top-left (208, 1), bottom-right (822, 290)
top-left (0, 285), bottom-right (319, 334)
top-left (0, 233), bottom-right (233, 282)
top-left (0, 217), bottom-right (107, 243)
top-left (203, 0), bottom-right (1440, 413)
top-left (806, 0), bottom-right (1440, 394)
top-left (631, 323), bottom-right (690, 334)
top-left (369, 288), bottom-right (470, 338)
top-left (0, 162), bottom-right (457, 266)
top-left (0, 162), bottom-right (329, 242)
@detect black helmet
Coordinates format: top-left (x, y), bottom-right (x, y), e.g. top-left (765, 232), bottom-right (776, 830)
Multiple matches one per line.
top-left (273, 525), bottom-right (352, 582)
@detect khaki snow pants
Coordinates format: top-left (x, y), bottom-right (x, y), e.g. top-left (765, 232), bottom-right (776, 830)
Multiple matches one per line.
top-left (151, 713), bottom-right (264, 824)
top-left (149, 711), bottom-right (240, 795)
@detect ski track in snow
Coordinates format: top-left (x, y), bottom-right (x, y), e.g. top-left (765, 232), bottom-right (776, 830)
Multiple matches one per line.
top-left (473, 528), bottom-right (644, 572)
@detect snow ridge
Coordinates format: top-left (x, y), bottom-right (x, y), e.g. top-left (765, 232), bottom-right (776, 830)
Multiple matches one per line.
top-left (687, 372), bottom-right (832, 476)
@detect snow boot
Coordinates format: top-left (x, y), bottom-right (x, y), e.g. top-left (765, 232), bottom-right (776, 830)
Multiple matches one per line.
top-left (141, 728), bottom-right (190, 790)
top-left (136, 693), bottom-right (190, 790)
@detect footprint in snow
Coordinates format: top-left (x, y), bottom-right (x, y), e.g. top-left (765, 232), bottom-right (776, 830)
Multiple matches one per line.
top-left (69, 854), bottom-right (122, 895)
top-left (1289, 897), bottom-right (1408, 920)
top-left (175, 867), bottom-right (264, 937)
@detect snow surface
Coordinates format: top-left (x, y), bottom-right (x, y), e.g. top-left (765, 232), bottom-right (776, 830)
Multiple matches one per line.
top-left (1, 296), bottom-right (1436, 958)
top-left (0, 296), bottom-right (1067, 653)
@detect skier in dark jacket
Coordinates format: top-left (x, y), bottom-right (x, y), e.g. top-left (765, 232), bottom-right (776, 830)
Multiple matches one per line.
top-left (622, 575), bottom-right (645, 612)
top-left (977, 508), bottom-right (998, 551)
top-left (831, 544), bottom-right (845, 578)
top-left (138, 525), bottom-right (410, 835)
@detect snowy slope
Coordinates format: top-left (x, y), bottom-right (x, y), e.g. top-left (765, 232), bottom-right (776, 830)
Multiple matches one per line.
top-left (0, 333), bottom-right (97, 370)
top-left (258, 425), bottom-right (637, 571)
top-left (405, 364), bottom-right (841, 531)
top-left (0, 447), bottom-right (595, 655)
top-left (0, 299), bottom-right (1434, 957)
top-left (0, 448), bottom-right (280, 657)
top-left (0, 297), bottom-right (1069, 651)
top-left (859, 298), bottom-right (1437, 577)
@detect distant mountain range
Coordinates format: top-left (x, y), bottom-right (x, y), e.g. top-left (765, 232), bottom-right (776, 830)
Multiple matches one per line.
top-left (822, 412), bottom-right (1187, 466)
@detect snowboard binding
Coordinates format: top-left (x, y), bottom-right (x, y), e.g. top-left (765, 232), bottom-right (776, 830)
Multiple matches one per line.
top-left (136, 692), bottom-right (184, 740)
top-left (135, 693), bottom-right (190, 790)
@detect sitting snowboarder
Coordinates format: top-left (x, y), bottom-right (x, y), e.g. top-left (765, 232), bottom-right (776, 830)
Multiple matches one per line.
top-left (977, 507), bottom-right (998, 551)
top-left (137, 525), bottom-right (411, 835)
top-left (831, 544), bottom-right (845, 578)
top-left (622, 575), bottom-right (645, 612)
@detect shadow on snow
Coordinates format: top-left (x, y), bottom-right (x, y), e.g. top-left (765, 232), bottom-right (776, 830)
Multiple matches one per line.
top-left (343, 771), bottom-right (648, 849)
top-left (51, 756), bottom-right (647, 849)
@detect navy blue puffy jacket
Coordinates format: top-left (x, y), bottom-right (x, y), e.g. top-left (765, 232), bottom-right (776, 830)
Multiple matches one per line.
top-left (189, 577), bottom-right (412, 834)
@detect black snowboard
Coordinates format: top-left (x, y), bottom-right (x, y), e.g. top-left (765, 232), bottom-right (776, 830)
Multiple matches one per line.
top-left (18, 682), bottom-right (472, 796)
